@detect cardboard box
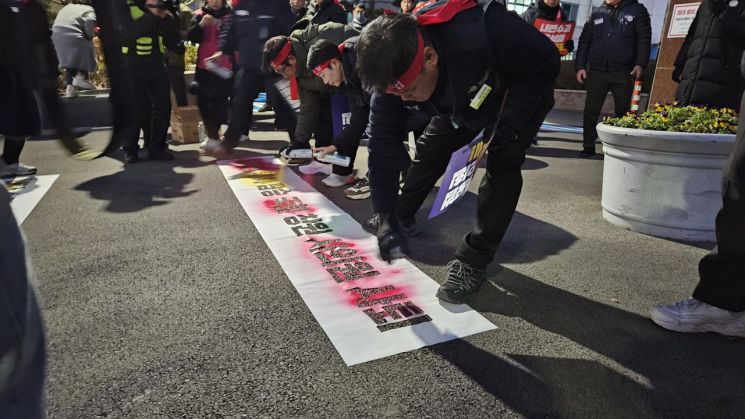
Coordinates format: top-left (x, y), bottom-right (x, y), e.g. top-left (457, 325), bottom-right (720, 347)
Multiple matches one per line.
top-left (170, 105), bottom-right (201, 144)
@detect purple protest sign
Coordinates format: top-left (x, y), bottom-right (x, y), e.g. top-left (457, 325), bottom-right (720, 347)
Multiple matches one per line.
top-left (428, 131), bottom-right (489, 219)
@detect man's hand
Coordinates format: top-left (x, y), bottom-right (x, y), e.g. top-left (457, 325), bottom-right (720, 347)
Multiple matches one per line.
top-left (630, 65), bottom-right (643, 80)
top-left (313, 145), bottom-right (337, 158)
top-left (200, 14), bottom-right (216, 27)
top-left (576, 69), bottom-right (587, 84)
top-left (376, 214), bottom-right (409, 264)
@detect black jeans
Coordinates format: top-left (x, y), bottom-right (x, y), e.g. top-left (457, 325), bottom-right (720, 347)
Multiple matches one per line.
top-left (222, 68), bottom-right (263, 151)
top-left (195, 71), bottom-right (232, 140)
top-left (692, 92), bottom-right (745, 312)
top-left (582, 70), bottom-right (634, 147)
top-left (124, 62), bottom-right (171, 154)
top-left (1, 136), bottom-right (25, 165)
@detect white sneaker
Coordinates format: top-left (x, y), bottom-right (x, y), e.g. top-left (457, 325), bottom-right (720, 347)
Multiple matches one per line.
top-left (72, 75), bottom-right (96, 90)
top-left (322, 173), bottom-right (355, 187)
top-left (650, 297), bottom-right (745, 337)
top-left (199, 138), bottom-right (221, 152)
top-left (239, 134), bottom-right (250, 143)
top-left (299, 160), bottom-right (332, 175)
top-left (0, 163), bottom-right (37, 177)
top-left (65, 85), bottom-right (77, 98)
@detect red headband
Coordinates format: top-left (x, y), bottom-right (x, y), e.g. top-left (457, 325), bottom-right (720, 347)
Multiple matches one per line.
top-left (312, 59), bottom-right (334, 76)
top-left (386, 31), bottom-right (425, 94)
top-left (271, 41), bottom-right (293, 70)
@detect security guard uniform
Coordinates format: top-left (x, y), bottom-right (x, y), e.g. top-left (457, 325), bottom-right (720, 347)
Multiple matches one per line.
top-left (122, 0), bottom-right (179, 160)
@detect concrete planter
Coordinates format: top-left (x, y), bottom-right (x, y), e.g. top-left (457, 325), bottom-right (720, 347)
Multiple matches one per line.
top-left (598, 123), bottom-right (736, 241)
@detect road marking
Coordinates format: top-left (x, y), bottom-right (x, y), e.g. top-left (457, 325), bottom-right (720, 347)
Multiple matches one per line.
top-left (6, 175), bottom-right (59, 225)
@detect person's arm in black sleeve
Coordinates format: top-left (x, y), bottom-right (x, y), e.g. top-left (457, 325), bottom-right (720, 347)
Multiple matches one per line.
top-left (159, 12), bottom-right (180, 50)
top-left (719, 2), bottom-right (745, 42)
top-left (367, 93), bottom-right (410, 217)
top-left (186, 13), bottom-right (204, 43)
top-left (575, 16), bottom-right (593, 70)
top-left (672, 13), bottom-right (697, 83)
top-left (219, 11), bottom-right (235, 54)
top-left (634, 7), bottom-right (652, 69)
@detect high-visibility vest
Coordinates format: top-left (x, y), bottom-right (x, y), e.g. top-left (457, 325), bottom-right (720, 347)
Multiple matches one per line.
top-left (121, 1), bottom-right (165, 56)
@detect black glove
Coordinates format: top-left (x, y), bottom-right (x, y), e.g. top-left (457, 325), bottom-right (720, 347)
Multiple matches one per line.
top-left (377, 214), bottom-right (409, 264)
top-left (564, 39), bottom-right (574, 54)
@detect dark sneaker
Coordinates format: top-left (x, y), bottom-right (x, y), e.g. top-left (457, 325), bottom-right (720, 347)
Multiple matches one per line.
top-left (124, 152), bottom-right (139, 164)
top-left (436, 260), bottom-right (486, 304)
top-left (345, 177), bottom-right (370, 200)
top-left (148, 150), bottom-right (175, 161)
top-left (579, 146), bottom-right (596, 158)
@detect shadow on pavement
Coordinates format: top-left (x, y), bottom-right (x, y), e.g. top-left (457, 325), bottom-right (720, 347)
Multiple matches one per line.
top-left (436, 266), bottom-right (745, 417)
top-left (405, 192), bottom-right (577, 266)
top-left (75, 153), bottom-right (197, 213)
top-left (527, 145), bottom-right (602, 160)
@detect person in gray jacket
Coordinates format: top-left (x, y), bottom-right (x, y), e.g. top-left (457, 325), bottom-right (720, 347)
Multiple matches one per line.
top-left (51, 0), bottom-right (98, 97)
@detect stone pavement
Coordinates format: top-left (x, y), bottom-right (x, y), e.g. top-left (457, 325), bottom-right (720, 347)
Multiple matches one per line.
top-left (9, 118), bottom-right (745, 418)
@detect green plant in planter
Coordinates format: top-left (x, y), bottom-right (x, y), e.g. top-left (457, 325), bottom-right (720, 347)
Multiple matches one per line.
top-left (184, 42), bottom-right (198, 70)
top-left (605, 103), bottom-right (738, 135)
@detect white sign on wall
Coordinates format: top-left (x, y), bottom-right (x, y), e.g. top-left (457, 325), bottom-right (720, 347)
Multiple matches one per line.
top-left (667, 2), bottom-right (701, 38)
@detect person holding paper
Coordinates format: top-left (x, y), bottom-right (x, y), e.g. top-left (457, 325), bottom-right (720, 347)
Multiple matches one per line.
top-left (356, 1), bottom-right (559, 303)
top-left (522, 0), bottom-right (574, 55)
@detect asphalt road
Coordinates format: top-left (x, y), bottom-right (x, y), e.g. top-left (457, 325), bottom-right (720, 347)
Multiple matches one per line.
top-left (11, 120), bottom-right (745, 418)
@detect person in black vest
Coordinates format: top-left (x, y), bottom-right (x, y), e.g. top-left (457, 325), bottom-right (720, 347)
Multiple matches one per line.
top-left (304, 0), bottom-right (347, 25)
top-left (673, 0), bottom-right (745, 111)
top-left (575, 0), bottom-right (651, 158)
top-left (356, 1), bottom-right (559, 303)
top-left (650, 54), bottom-right (745, 338)
top-left (121, 0), bottom-right (180, 163)
top-left (522, 0), bottom-right (574, 54)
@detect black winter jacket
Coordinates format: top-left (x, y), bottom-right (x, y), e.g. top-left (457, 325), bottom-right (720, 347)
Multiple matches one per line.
top-left (673, 0), bottom-right (745, 110)
top-left (575, 0), bottom-right (651, 72)
top-left (333, 36), bottom-right (370, 151)
top-left (304, 0), bottom-right (347, 25)
top-left (521, 0), bottom-right (574, 53)
top-left (219, 0), bottom-right (292, 71)
top-left (367, 1), bottom-right (560, 216)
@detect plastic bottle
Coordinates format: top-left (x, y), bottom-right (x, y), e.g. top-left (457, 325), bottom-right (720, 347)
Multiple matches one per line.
top-left (314, 152), bottom-right (351, 167)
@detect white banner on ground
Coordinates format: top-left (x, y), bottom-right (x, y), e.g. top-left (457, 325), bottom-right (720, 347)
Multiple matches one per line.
top-left (6, 175), bottom-right (59, 225)
top-left (217, 157), bottom-right (496, 366)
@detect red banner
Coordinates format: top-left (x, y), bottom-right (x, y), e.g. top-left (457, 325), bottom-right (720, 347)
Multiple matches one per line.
top-left (534, 18), bottom-right (576, 56)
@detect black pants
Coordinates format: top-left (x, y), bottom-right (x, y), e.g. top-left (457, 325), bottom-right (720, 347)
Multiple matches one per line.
top-left (195, 70), bottom-right (232, 140)
top-left (222, 68), bottom-right (264, 150)
top-left (167, 63), bottom-right (188, 107)
top-left (582, 70), bottom-right (634, 147)
top-left (692, 92), bottom-right (745, 312)
top-left (1, 136), bottom-right (25, 165)
top-left (124, 62), bottom-right (171, 154)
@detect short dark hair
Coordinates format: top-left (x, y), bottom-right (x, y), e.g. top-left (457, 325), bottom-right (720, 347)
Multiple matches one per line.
top-left (307, 39), bottom-right (341, 72)
top-left (356, 14), bottom-right (420, 93)
top-left (262, 36), bottom-right (293, 73)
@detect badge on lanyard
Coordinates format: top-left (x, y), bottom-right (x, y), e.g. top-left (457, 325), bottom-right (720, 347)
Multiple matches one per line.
top-left (469, 83), bottom-right (492, 110)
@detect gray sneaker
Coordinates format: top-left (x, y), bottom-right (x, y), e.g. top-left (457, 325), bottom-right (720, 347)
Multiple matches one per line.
top-left (436, 260), bottom-right (486, 304)
top-left (650, 297), bottom-right (745, 337)
top-left (0, 163), bottom-right (37, 177)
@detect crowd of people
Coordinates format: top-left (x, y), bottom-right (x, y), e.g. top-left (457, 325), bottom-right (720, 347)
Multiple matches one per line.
top-left (2, 0), bottom-right (745, 415)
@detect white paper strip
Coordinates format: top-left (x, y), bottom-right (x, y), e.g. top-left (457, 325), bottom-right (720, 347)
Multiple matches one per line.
top-left (7, 175), bottom-right (59, 225)
top-left (217, 157), bottom-right (495, 366)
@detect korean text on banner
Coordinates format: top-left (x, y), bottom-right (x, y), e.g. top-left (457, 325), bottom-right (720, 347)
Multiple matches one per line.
top-left (534, 18), bottom-right (576, 56)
